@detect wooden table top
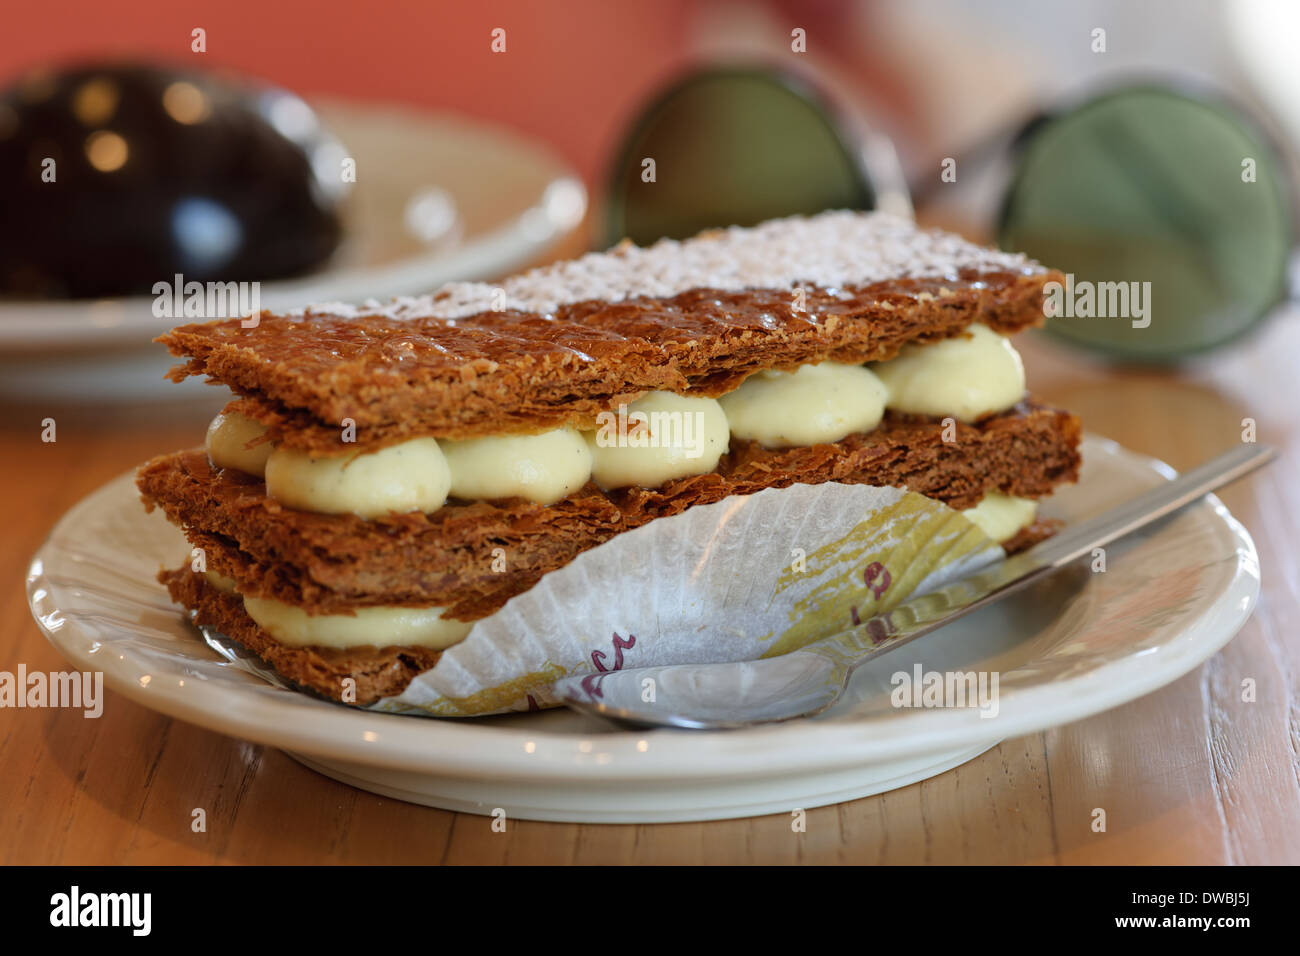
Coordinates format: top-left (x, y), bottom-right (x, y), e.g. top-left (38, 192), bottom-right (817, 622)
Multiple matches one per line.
top-left (2, 293), bottom-right (1297, 865)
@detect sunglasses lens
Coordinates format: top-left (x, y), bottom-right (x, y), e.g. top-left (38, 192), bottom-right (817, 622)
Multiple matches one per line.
top-left (999, 88), bottom-right (1291, 359)
top-left (604, 68), bottom-right (874, 248)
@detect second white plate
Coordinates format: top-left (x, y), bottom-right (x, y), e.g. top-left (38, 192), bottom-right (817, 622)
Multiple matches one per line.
top-left (0, 99), bottom-right (586, 400)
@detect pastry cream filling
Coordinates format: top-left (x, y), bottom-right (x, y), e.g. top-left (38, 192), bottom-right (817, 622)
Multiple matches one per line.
top-left (960, 492), bottom-right (1037, 543)
top-left (585, 391), bottom-right (730, 490)
top-left (871, 323), bottom-right (1025, 422)
top-left (264, 437), bottom-right (451, 518)
top-left (441, 428), bottom-right (592, 505)
top-left (206, 411), bottom-right (274, 477)
top-left (203, 570), bottom-right (239, 594)
top-left (720, 362), bottom-right (888, 448)
top-left (208, 326), bottom-right (1028, 515)
top-left (243, 595), bottom-right (472, 650)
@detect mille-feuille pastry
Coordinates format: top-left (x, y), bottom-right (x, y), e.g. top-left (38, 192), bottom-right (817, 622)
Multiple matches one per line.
top-left (137, 211), bottom-right (1082, 706)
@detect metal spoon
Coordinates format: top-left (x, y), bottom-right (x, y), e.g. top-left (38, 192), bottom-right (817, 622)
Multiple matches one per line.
top-left (554, 443), bottom-right (1274, 730)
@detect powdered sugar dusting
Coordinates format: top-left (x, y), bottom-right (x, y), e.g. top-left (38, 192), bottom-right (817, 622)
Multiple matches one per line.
top-left (297, 211), bottom-right (1042, 322)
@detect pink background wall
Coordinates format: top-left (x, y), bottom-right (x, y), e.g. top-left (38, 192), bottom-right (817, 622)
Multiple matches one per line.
top-left (7, 2), bottom-right (1266, 196)
top-left (0, 0), bottom-right (705, 184)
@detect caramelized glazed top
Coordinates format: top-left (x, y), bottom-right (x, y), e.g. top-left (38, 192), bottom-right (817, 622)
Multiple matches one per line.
top-left (157, 211), bottom-right (1055, 449)
top-left (168, 273), bottom-right (1024, 378)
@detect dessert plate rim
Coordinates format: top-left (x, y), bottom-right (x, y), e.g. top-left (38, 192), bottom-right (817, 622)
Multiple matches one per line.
top-left (26, 434), bottom-right (1260, 785)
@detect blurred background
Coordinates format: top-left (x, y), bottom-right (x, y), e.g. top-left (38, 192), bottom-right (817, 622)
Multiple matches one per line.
top-left (5, 0), bottom-right (1295, 187)
top-left (1, 0), bottom-right (1298, 400)
top-left (7, 0), bottom-right (1299, 868)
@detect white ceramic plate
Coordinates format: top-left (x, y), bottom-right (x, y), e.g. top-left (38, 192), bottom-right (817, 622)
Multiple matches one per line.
top-left (0, 100), bottom-right (585, 399)
top-left (26, 436), bottom-right (1260, 823)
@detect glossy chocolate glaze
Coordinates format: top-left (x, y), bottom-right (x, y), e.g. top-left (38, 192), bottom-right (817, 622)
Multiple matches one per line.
top-left (0, 63), bottom-right (344, 298)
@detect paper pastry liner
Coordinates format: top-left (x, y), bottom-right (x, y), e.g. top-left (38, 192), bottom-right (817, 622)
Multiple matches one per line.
top-left (335, 482), bottom-right (1000, 717)
top-left (199, 483), bottom-right (1004, 717)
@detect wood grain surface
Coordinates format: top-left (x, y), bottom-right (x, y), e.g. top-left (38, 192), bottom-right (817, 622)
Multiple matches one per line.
top-left (2, 267), bottom-right (1297, 866)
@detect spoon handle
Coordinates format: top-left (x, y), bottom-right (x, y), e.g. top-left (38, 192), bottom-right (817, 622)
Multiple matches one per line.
top-left (801, 443), bottom-right (1276, 673)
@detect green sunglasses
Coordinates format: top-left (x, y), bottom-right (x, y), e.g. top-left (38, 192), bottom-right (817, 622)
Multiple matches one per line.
top-left (604, 67), bottom-right (910, 246)
top-left (604, 68), bottom-right (1294, 361)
